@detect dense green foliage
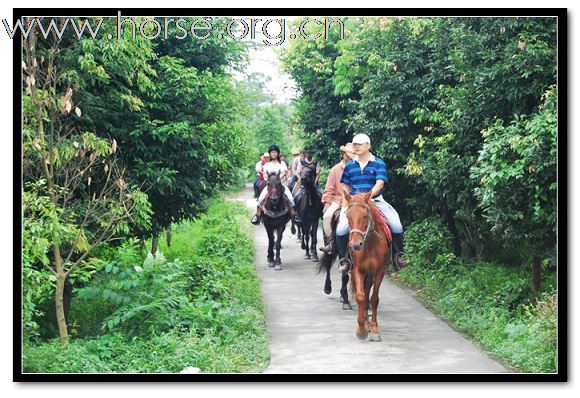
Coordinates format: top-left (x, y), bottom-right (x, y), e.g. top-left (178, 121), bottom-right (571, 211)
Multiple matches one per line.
top-left (24, 200), bottom-right (269, 373)
top-left (395, 217), bottom-right (557, 372)
top-left (22, 16), bottom-right (258, 344)
top-left (281, 17), bottom-right (558, 266)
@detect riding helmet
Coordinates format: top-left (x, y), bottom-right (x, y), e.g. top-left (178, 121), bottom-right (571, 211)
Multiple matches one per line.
top-left (268, 144), bottom-right (280, 154)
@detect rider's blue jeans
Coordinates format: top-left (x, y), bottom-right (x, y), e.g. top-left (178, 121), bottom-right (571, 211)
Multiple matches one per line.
top-left (336, 195), bottom-right (403, 236)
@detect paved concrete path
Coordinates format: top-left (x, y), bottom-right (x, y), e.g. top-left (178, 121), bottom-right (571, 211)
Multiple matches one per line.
top-left (230, 183), bottom-right (509, 374)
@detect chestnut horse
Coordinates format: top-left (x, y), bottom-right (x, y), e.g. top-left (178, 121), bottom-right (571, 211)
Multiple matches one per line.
top-left (344, 190), bottom-right (392, 341)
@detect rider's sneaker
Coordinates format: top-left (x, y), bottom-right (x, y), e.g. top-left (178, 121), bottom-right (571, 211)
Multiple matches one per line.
top-left (319, 243), bottom-right (333, 254)
top-left (338, 257), bottom-right (351, 273)
top-left (394, 253), bottom-right (410, 269)
top-left (250, 214), bottom-right (261, 225)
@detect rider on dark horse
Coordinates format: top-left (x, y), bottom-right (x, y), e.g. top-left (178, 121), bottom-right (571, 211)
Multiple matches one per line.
top-left (320, 133), bottom-right (411, 272)
top-left (251, 144), bottom-right (297, 225)
top-left (292, 149), bottom-right (323, 203)
top-left (254, 152), bottom-right (270, 198)
top-left (288, 149), bottom-right (304, 192)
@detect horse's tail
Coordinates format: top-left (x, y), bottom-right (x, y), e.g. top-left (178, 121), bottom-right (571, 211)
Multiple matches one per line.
top-left (349, 269), bottom-right (356, 298)
top-left (317, 251), bottom-right (336, 274)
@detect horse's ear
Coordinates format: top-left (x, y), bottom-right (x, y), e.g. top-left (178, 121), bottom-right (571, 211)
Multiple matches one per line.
top-left (343, 188), bottom-right (352, 203)
top-left (362, 191), bottom-right (372, 203)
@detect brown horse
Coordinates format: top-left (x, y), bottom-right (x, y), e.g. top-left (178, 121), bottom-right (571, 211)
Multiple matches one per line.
top-left (343, 190), bottom-right (392, 341)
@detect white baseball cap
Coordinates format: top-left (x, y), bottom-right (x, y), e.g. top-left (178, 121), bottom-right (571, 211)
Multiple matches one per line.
top-left (263, 152), bottom-right (271, 157)
top-left (352, 133), bottom-right (371, 145)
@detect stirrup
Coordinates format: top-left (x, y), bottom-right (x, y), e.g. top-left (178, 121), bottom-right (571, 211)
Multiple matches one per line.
top-left (250, 214), bottom-right (261, 225)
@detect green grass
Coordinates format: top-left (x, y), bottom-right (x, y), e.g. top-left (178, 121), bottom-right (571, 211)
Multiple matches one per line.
top-left (23, 198), bottom-right (270, 373)
top-left (392, 258), bottom-right (557, 373)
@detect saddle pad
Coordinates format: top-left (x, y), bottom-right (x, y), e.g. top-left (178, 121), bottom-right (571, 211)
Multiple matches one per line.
top-left (370, 204), bottom-right (392, 244)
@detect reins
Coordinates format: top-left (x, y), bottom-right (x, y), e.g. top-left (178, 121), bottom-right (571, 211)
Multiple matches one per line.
top-left (261, 182), bottom-right (291, 219)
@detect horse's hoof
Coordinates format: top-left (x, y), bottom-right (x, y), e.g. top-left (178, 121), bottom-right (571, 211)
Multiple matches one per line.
top-left (291, 225), bottom-right (296, 235)
top-left (268, 261), bottom-right (275, 267)
top-left (312, 256), bottom-right (319, 262)
top-left (343, 303), bottom-right (353, 310)
top-left (369, 333), bottom-right (382, 342)
top-left (275, 264), bottom-right (283, 271)
top-left (324, 286), bottom-right (331, 295)
top-left (356, 330), bottom-right (368, 340)
top-left (304, 254), bottom-right (310, 259)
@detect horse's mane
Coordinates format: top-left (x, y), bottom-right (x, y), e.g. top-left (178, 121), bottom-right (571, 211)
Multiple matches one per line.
top-left (350, 194), bottom-right (391, 243)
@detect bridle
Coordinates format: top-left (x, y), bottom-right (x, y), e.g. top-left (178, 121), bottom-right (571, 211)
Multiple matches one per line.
top-left (346, 201), bottom-right (375, 245)
top-left (261, 177), bottom-right (291, 218)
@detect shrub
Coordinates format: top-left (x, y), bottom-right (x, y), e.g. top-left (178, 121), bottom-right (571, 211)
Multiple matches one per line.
top-left (24, 199), bottom-right (270, 373)
top-left (405, 216), bottom-right (453, 268)
top-left (395, 258), bottom-right (557, 373)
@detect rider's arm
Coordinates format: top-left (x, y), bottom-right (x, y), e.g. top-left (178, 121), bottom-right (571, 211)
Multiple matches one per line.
top-left (370, 180), bottom-right (385, 198)
top-left (371, 160), bottom-right (388, 198)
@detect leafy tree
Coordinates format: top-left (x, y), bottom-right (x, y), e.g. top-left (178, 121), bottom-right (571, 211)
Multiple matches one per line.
top-left (471, 85), bottom-right (557, 289)
top-left (22, 22), bottom-right (152, 344)
top-left (283, 16), bottom-right (557, 272)
top-left (280, 17), bottom-right (354, 166)
top-left (60, 18), bottom-right (251, 251)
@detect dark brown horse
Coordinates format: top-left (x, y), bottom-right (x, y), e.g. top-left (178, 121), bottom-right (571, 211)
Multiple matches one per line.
top-left (343, 190), bottom-right (392, 341)
top-left (295, 166), bottom-right (323, 262)
top-left (259, 173), bottom-right (292, 270)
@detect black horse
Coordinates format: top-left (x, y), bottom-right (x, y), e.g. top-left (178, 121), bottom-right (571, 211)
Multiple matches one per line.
top-left (295, 166), bottom-right (323, 262)
top-left (317, 209), bottom-right (353, 310)
top-left (260, 173), bottom-right (292, 270)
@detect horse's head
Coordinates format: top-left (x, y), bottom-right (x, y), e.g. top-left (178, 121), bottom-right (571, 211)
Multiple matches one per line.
top-left (300, 165), bottom-right (315, 187)
top-left (343, 189), bottom-right (373, 251)
top-left (266, 173), bottom-right (283, 202)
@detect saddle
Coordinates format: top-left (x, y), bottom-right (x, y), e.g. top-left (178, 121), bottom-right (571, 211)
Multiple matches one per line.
top-left (325, 205), bottom-right (392, 253)
top-left (369, 204), bottom-right (393, 245)
top-left (261, 188), bottom-right (293, 219)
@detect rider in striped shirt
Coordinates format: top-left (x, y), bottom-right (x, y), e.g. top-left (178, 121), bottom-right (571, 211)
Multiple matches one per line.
top-left (334, 133), bottom-right (410, 272)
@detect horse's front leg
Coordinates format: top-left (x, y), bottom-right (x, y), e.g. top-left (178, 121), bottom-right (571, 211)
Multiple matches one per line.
top-left (310, 220), bottom-right (319, 262)
top-left (340, 272), bottom-right (352, 310)
top-left (274, 224), bottom-right (285, 270)
top-left (266, 227), bottom-right (275, 267)
top-left (324, 267), bottom-right (332, 294)
top-left (302, 223), bottom-right (311, 259)
top-left (352, 268), bottom-right (368, 340)
top-left (369, 265), bottom-right (386, 342)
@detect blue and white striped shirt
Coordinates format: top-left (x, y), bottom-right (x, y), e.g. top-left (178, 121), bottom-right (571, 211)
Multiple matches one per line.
top-left (340, 154), bottom-right (388, 198)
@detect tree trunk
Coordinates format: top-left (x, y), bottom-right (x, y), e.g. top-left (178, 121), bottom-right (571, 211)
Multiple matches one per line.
top-left (166, 225), bottom-right (172, 248)
top-left (443, 207), bottom-right (461, 256)
top-left (53, 245), bottom-right (69, 345)
top-left (532, 255), bottom-right (542, 292)
top-left (63, 279), bottom-right (73, 326)
top-left (151, 235), bottom-right (159, 257)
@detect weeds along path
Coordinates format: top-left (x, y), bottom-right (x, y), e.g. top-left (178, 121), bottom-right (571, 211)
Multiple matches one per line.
top-left (229, 183), bottom-right (509, 374)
